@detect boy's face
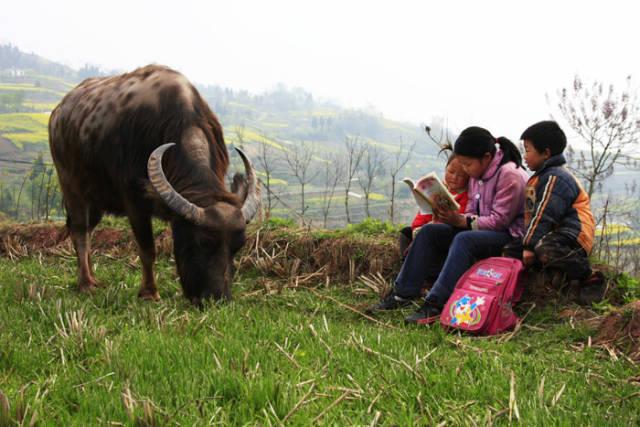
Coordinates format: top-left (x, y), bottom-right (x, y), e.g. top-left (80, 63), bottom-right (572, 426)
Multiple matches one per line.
top-left (444, 157), bottom-right (469, 192)
top-left (523, 140), bottom-right (550, 172)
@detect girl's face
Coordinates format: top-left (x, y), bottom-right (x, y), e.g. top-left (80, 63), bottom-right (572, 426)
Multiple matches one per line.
top-left (456, 153), bottom-right (493, 179)
top-left (444, 157), bottom-right (469, 191)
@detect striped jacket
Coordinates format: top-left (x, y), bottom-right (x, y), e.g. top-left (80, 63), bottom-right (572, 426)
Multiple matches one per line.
top-left (523, 154), bottom-right (595, 254)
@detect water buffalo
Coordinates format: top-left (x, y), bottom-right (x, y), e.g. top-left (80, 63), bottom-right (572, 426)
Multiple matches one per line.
top-left (49, 64), bottom-right (259, 303)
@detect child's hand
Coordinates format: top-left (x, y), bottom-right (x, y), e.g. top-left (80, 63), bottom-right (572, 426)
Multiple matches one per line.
top-left (412, 227), bottom-right (422, 239)
top-left (434, 207), bottom-right (466, 228)
top-left (523, 250), bottom-right (536, 267)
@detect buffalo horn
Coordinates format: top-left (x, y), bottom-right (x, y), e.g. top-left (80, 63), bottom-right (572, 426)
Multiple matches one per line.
top-left (234, 147), bottom-right (259, 223)
top-left (147, 143), bottom-right (206, 225)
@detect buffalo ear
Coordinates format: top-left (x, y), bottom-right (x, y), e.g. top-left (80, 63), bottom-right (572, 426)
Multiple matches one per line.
top-left (231, 173), bottom-right (248, 202)
top-left (233, 147), bottom-right (260, 223)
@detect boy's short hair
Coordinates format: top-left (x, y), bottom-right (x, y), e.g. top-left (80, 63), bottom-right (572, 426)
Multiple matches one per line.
top-left (520, 121), bottom-right (567, 156)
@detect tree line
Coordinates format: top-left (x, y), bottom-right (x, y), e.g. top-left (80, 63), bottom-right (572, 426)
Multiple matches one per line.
top-left (0, 154), bottom-right (63, 221)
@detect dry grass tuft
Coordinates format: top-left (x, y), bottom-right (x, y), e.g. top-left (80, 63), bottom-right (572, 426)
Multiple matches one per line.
top-left (238, 226), bottom-right (401, 285)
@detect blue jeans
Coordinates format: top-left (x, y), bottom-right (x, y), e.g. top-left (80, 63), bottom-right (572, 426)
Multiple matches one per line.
top-left (394, 223), bottom-right (512, 306)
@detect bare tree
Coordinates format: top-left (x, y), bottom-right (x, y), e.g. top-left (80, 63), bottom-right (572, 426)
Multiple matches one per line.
top-left (284, 141), bottom-right (319, 224)
top-left (234, 122), bottom-right (246, 151)
top-left (255, 132), bottom-right (282, 220)
top-left (14, 173), bottom-right (28, 220)
top-left (319, 153), bottom-right (344, 228)
top-left (387, 138), bottom-right (416, 223)
top-left (44, 168), bottom-right (55, 221)
top-left (343, 136), bottom-right (365, 223)
top-left (551, 75), bottom-right (640, 198)
top-left (358, 146), bottom-right (386, 218)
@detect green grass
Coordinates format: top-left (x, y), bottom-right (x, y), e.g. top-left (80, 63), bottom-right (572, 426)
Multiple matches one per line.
top-left (24, 73), bottom-right (77, 90)
top-left (0, 85), bottom-right (66, 97)
top-left (225, 126), bottom-right (287, 151)
top-left (0, 113), bottom-right (50, 131)
top-left (255, 170), bottom-right (288, 186)
top-left (261, 122), bottom-right (290, 129)
top-left (0, 112), bottom-right (50, 149)
top-left (596, 224), bottom-right (632, 236)
top-left (1, 131), bottom-right (49, 148)
top-left (1, 250), bottom-right (638, 425)
top-left (22, 102), bottom-right (59, 112)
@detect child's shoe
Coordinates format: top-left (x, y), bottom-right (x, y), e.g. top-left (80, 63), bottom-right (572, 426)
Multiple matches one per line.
top-left (366, 291), bottom-right (416, 313)
top-left (404, 297), bottom-right (442, 325)
top-left (578, 271), bottom-right (606, 306)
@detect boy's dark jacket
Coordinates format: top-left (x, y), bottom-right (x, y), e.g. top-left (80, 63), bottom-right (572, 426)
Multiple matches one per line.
top-left (523, 154), bottom-right (595, 253)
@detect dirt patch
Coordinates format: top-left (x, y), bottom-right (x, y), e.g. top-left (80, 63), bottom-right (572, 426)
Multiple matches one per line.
top-left (0, 223), bottom-right (130, 258)
top-left (594, 301), bottom-right (640, 362)
top-left (1, 223), bottom-right (67, 258)
top-left (0, 223), bottom-right (401, 283)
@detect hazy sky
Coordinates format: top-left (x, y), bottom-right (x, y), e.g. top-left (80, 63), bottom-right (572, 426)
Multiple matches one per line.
top-left (2, 0), bottom-right (639, 143)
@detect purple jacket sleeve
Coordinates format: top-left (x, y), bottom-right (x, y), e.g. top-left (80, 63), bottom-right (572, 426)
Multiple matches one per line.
top-left (464, 187), bottom-right (475, 216)
top-left (476, 168), bottom-right (526, 232)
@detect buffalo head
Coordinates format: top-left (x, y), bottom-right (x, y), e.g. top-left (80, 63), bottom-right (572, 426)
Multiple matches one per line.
top-left (147, 143), bottom-right (258, 304)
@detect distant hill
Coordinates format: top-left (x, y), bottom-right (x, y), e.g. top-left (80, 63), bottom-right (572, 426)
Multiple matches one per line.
top-left (0, 44), bottom-right (451, 224)
top-left (0, 44), bottom-right (442, 163)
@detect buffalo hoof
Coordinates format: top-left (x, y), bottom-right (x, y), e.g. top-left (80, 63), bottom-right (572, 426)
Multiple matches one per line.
top-left (138, 289), bottom-right (161, 301)
top-left (78, 278), bottom-right (100, 294)
top-left (78, 283), bottom-right (99, 294)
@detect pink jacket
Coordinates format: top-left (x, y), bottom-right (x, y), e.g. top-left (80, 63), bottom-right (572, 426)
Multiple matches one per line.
top-left (464, 149), bottom-right (529, 238)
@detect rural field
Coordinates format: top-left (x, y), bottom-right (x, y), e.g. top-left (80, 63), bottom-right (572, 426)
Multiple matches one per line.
top-left (1, 221), bottom-right (639, 426)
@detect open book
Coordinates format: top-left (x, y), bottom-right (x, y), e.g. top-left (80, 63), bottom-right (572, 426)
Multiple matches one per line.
top-left (402, 172), bottom-right (460, 215)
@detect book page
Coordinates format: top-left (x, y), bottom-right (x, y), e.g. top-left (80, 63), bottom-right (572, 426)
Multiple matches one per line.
top-left (411, 189), bottom-right (433, 215)
top-left (403, 178), bottom-right (431, 214)
top-left (414, 172), bottom-right (460, 212)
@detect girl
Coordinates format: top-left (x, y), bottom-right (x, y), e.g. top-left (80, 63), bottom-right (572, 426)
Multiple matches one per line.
top-left (369, 126), bottom-right (529, 324)
top-left (399, 149), bottom-right (469, 257)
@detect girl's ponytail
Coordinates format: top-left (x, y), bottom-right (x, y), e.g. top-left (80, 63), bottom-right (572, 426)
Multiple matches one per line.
top-left (495, 136), bottom-right (523, 169)
top-left (438, 142), bottom-right (457, 165)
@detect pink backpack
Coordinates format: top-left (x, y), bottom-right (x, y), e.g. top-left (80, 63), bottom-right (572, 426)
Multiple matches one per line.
top-left (440, 257), bottom-right (525, 335)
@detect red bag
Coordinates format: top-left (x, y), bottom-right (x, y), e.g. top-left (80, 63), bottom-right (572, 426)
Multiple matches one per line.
top-left (440, 257), bottom-right (524, 335)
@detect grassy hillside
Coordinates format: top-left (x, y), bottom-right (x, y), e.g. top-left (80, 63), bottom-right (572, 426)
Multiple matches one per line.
top-left (0, 222), bottom-right (639, 425)
top-left (0, 45), bottom-right (438, 163)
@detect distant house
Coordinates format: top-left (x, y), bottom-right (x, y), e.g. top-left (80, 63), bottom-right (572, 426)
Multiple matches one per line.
top-left (3, 69), bottom-right (25, 77)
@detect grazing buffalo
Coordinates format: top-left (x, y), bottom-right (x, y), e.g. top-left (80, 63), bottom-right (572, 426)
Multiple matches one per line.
top-left (49, 64), bottom-right (259, 303)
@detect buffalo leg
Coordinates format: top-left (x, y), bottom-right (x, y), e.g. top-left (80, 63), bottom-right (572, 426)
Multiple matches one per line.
top-left (128, 212), bottom-right (160, 301)
top-left (66, 203), bottom-right (99, 293)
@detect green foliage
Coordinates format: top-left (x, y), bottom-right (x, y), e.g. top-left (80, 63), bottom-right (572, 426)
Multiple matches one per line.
top-left (344, 217), bottom-right (401, 236)
top-left (263, 216), bottom-right (297, 229)
top-left (589, 272), bottom-right (640, 314)
top-left (613, 273), bottom-right (640, 304)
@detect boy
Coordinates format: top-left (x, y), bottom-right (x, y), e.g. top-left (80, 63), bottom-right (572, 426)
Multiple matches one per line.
top-left (505, 120), bottom-right (604, 304)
